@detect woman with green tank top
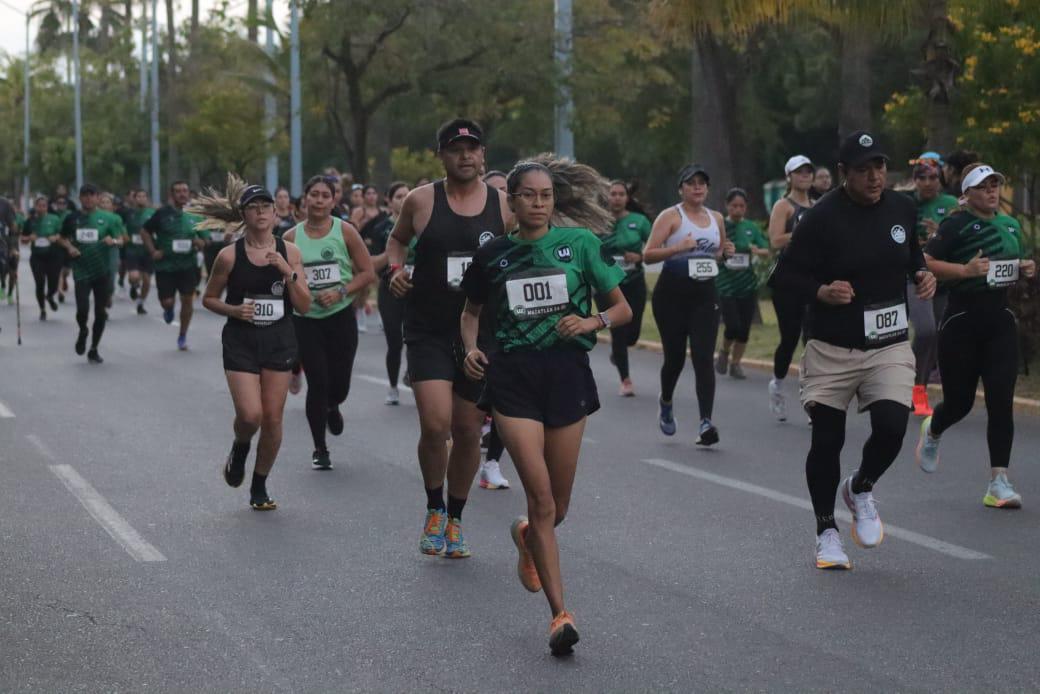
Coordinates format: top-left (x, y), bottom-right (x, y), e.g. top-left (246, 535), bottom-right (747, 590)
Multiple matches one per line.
top-left (283, 175), bottom-right (376, 470)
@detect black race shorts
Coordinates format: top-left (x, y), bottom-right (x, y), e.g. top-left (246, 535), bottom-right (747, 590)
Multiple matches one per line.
top-left (125, 249), bottom-right (154, 273)
top-left (222, 319), bottom-right (298, 374)
top-left (405, 330), bottom-right (483, 403)
top-left (481, 347), bottom-right (600, 428)
top-left (155, 268), bottom-right (199, 300)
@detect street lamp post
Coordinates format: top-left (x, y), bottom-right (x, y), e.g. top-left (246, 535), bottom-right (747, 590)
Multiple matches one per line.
top-left (264, 0), bottom-right (278, 192)
top-left (553, 0), bottom-right (574, 159)
top-left (72, 0), bottom-right (84, 192)
top-left (23, 11), bottom-right (30, 210)
top-left (289, 0), bottom-right (301, 196)
top-left (150, 0), bottom-right (160, 203)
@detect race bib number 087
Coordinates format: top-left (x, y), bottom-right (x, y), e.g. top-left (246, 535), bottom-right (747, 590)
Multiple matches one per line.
top-left (863, 302), bottom-right (908, 345)
top-left (506, 270), bottom-right (570, 320)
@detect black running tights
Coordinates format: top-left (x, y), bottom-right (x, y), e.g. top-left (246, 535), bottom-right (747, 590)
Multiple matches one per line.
top-left (806, 400), bottom-right (909, 534)
top-left (31, 254), bottom-right (62, 308)
top-left (598, 277), bottom-right (646, 381)
top-left (75, 274), bottom-right (109, 348)
top-left (294, 309), bottom-right (359, 452)
top-left (378, 282), bottom-right (405, 388)
top-left (929, 306), bottom-right (1017, 469)
top-left (772, 289), bottom-right (808, 379)
top-left (652, 278), bottom-right (720, 419)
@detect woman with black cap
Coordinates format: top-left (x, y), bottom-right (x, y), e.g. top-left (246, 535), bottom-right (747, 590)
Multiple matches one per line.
top-left (643, 163), bottom-right (734, 446)
top-left (198, 176), bottom-right (311, 511)
top-left (767, 155), bottom-right (815, 422)
top-left (917, 163), bottom-right (1036, 509)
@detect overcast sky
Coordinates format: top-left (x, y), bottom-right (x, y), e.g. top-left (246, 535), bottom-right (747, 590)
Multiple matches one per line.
top-left (0, 0), bottom-right (289, 57)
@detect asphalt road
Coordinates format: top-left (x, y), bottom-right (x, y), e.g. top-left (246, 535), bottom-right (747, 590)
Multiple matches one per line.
top-left (1, 261), bottom-right (1038, 692)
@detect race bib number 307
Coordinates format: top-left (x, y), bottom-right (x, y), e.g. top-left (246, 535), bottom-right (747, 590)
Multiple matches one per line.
top-left (987, 258), bottom-right (1019, 288)
top-left (304, 262), bottom-right (342, 289)
top-left (446, 254), bottom-right (473, 290)
top-left (863, 302), bottom-right (908, 345)
top-left (506, 270), bottom-right (570, 320)
top-left (688, 258), bottom-right (719, 279)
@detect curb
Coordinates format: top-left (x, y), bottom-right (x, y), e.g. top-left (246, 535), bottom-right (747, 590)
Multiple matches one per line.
top-left (597, 334), bottom-right (1040, 415)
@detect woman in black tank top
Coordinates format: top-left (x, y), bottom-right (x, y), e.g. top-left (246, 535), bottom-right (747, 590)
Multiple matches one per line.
top-left (198, 182), bottom-right (311, 511)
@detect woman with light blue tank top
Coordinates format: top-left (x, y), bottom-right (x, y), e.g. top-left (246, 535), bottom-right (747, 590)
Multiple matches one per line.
top-left (283, 175), bottom-right (377, 470)
top-left (643, 164), bottom-right (734, 446)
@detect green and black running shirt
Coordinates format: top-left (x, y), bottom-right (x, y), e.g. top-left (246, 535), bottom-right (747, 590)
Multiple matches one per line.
top-left (717, 218), bottom-right (767, 298)
top-left (598, 212), bottom-right (651, 285)
top-left (461, 226), bottom-right (625, 352)
top-left (60, 209), bottom-right (125, 281)
top-left (912, 191), bottom-right (959, 243)
top-left (143, 205), bottom-right (205, 273)
top-left (22, 213), bottom-right (62, 257)
top-left (925, 210), bottom-right (1024, 298)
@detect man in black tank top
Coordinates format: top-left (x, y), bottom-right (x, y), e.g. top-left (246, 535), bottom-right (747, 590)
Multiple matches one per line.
top-left (385, 118), bottom-right (514, 559)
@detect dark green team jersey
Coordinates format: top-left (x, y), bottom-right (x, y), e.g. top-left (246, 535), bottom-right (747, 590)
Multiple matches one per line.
top-left (60, 209), bottom-right (124, 281)
top-left (23, 213), bottom-right (62, 256)
top-left (717, 218), bottom-right (767, 298)
top-left (144, 205), bottom-right (204, 272)
top-left (462, 226), bottom-right (625, 352)
top-left (925, 211), bottom-right (1023, 295)
top-left (914, 192), bottom-right (959, 242)
top-left (599, 212), bottom-right (652, 285)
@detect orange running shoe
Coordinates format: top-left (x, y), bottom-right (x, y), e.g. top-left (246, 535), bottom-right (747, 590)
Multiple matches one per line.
top-left (912, 385), bottom-right (933, 416)
top-left (510, 517), bottom-right (541, 593)
top-left (549, 611), bottom-right (580, 656)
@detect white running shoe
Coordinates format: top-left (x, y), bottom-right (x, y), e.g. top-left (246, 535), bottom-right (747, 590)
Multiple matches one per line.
top-left (815, 529), bottom-right (851, 570)
top-left (841, 475), bottom-right (884, 548)
top-left (769, 378), bottom-right (787, 422)
top-left (915, 416), bottom-right (941, 473)
top-left (479, 460), bottom-right (510, 490)
top-left (983, 472), bottom-right (1022, 509)
top-left (385, 387), bottom-right (400, 406)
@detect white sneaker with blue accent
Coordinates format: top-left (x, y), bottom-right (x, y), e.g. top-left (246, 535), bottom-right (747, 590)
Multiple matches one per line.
top-left (915, 415), bottom-right (941, 473)
top-left (841, 474), bottom-right (884, 548)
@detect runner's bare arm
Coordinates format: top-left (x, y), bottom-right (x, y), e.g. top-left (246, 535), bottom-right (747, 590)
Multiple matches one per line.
top-left (643, 208), bottom-right (689, 263)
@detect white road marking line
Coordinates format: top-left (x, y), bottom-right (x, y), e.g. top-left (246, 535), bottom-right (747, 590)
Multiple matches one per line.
top-left (0, 400), bottom-right (15, 418)
top-left (49, 464), bottom-right (167, 562)
top-left (26, 434), bottom-right (55, 460)
top-left (642, 458), bottom-right (991, 561)
top-left (356, 374), bottom-right (413, 393)
top-left (582, 437), bottom-right (597, 444)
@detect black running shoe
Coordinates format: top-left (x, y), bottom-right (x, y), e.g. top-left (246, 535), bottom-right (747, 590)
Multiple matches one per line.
top-left (87, 349), bottom-right (103, 364)
top-left (75, 329), bottom-right (88, 355)
top-left (40, 310), bottom-right (47, 321)
top-left (223, 441), bottom-right (250, 488)
top-left (47, 296), bottom-right (58, 311)
top-left (58, 292), bottom-right (65, 304)
top-left (249, 492), bottom-right (277, 511)
top-left (129, 285), bottom-right (138, 300)
top-left (327, 407), bottom-right (344, 436)
top-left (311, 449), bottom-right (333, 470)
top-left (136, 304), bottom-right (147, 315)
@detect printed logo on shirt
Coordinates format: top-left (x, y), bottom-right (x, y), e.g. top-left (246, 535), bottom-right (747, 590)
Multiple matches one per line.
top-left (555, 245), bottom-right (573, 262)
top-left (271, 281), bottom-right (285, 296)
top-left (859, 134), bottom-right (874, 147)
top-left (890, 225), bottom-right (906, 244)
top-left (479, 231), bottom-right (495, 246)
top-left (937, 207), bottom-right (947, 215)
top-left (1008, 226), bottom-right (1017, 234)
top-left (627, 223), bottom-right (638, 229)
top-left (499, 258), bottom-right (509, 268)
top-left (321, 247), bottom-right (334, 261)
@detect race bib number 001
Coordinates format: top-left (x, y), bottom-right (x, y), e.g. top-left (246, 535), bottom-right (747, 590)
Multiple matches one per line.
top-left (613, 255), bottom-right (636, 272)
top-left (34, 237), bottom-right (51, 248)
top-left (305, 261), bottom-right (342, 289)
top-left (446, 254), bottom-right (473, 290)
top-left (506, 270), bottom-right (570, 320)
top-left (724, 253), bottom-right (750, 270)
top-left (863, 302), bottom-right (908, 345)
top-left (245, 296), bottom-right (284, 326)
top-left (76, 228), bottom-right (99, 243)
top-left (171, 238), bottom-right (193, 254)
top-left (987, 258), bottom-right (1019, 288)
top-left (688, 258), bottom-right (719, 279)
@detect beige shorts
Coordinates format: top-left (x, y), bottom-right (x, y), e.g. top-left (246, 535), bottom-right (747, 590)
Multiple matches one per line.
top-left (799, 340), bottom-right (914, 413)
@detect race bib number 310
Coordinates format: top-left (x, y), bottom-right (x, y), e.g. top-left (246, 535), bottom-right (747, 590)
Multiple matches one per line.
top-left (245, 295), bottom-right (284, 326)
top-left (863, 302), bottom-right (908, 345)
top-left (987, 258), bottom-right (1019, 288)
top-left (446, 254), bottom-right (473, 290)
top-left (688, 258), bottom-right (719, 279)
top-left (506, 271), bottom-right (570, 320)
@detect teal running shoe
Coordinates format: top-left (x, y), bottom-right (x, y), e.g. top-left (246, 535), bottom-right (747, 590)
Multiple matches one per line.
top-left (419, 509), bottom-right (447, 555)
top-left (443, 517), bottom-right (471, 559)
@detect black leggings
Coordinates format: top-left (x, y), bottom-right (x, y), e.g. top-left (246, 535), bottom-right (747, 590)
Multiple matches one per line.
top-left (378, 282), bottom-right (405, 388)
top-left (294, 309), bottom-right (359, 452)
top-left (598, 277), bottom-right (646, 381)
top-left (651, 273), bottom-right (720, 419)
top-left (486, 419), bottom-right (505, 462)
top-left (772, 289), bottom-right (808, 379)
top-left (30, 253), bottom-right (62, 308)
top-left (75, 274), bottom-right (110, 348)
top-left (929, 305), bottom-right (1017, 469)
top-left (806, 399), bottom-right (909, 534)
top-left (720, 294), bottom-right (757, 343)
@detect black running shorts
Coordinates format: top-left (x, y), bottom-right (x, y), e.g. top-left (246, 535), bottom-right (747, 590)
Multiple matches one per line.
top-left (405, 330), bottom-right (483, 403)
top-left (222, 319), bottom-right (298, 374)
top-left (125, 250), bottom-right (154, 273)
top-left (481, 347), bottom-right (600, 427)
top-left (155, 268), bottom-right (199, 300)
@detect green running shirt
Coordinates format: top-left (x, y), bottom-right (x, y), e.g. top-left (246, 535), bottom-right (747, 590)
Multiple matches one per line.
top-left (292, 218), bottom-right (355, 319)
top-left (462, 226), bottom-right (625, 352)
top-left (144, 205), bottom-right (205, 272)
top-left (925, 210), bottom-right (1023, 296)
top-left (913, 192), bottom-right (959, 243)
top-left (598, 212), bottom-right (652, 285)
top-left (717, 218), bottom-right (767, 298)
top-left (23, 213), bottom-right (62, 257)
top-left (60, 209), bottom-right (125, 281)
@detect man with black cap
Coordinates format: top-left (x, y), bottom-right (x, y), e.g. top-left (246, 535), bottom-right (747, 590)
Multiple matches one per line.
top-left (142, 180), bottom-right (205, 350)
top-left (772, 130), bottom-right (937, 571)
top-left (58, 184), bottom-right (126, 363)
top-left (384, 118), bottom-right (513, 559)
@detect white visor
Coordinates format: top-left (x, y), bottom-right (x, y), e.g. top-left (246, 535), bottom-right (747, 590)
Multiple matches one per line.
top-left (961, 165), bottom-right (1006, 193)
top-left (784, 155), bottom-right (813, 176)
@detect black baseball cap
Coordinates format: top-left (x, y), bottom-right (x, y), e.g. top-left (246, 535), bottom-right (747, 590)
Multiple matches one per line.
top-left (839, 130), bottom-right (890, 168)
top-left (239, 185), bottom-right (274, 207)
top-left (437, 118), bottom-right (483, 151)
top-left (79, 183), bottom-right (99, 196)
top-left (677, 163), bottom-right (710, 187)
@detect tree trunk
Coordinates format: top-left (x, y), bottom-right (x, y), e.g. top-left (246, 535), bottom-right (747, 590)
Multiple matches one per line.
top-left (838, 29), bottom-right (873, 140)
top-left (921, 0), bottom-right (957, 154)
top-left (351, 110), bottom-right (369, 183)
top-left (247, 0), bottom-right (258, 43)
top-left (371, 117), bottom-right (392, 190)
top-left (690, 34), bottom-right (737, 209)
top-left (191, 0), bottom-right (199, 38)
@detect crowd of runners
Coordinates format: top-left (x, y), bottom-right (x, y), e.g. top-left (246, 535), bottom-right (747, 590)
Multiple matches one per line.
top-left (0, 119), bottom-right (1034, 656)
